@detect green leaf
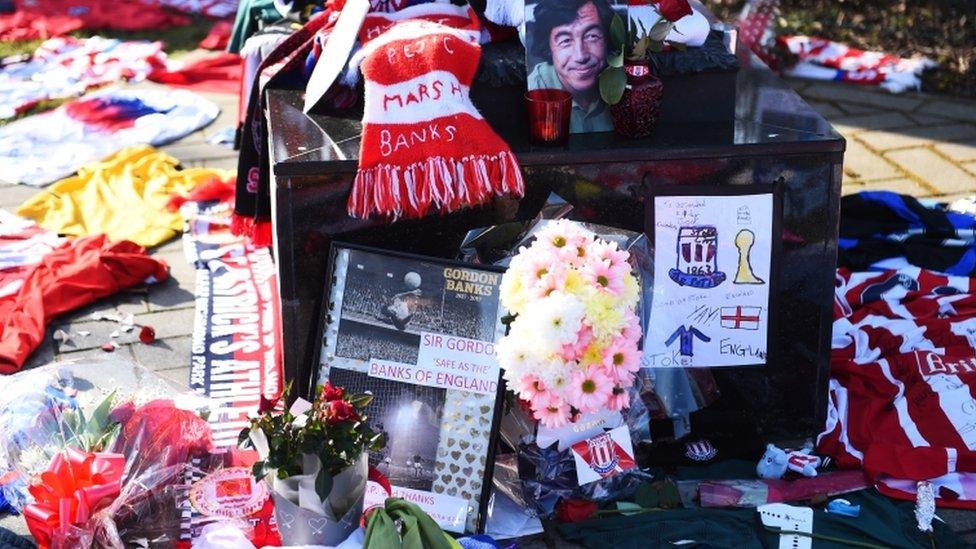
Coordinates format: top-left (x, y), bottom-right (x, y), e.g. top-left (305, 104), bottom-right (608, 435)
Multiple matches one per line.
top-left (649, 19), bottom-right (672, 42)
top-left (315, 467), bottom-right (334, 501)
top-left (631, 36), bottom-right (650, 60)
top-left (348, 393), bottom-right (373, 408)
top-left (85, 391), bottom-right (115, 436)
top-left (238, 428), bottom-right (252, 447)
top-left (615, 501), bottom-right (644, 516)
top-left (599, 67), bottom-right (627, 105)
top-left (608, 49), bottom-right (624, 68)
top-left (251, 460), bottom-right (267, 480)
top-left (657, 481), bottom-right (682, 509)
top-left (610, 13), bottom-right (627, 48)
top-left (634, 482), bottom-right (659, 508)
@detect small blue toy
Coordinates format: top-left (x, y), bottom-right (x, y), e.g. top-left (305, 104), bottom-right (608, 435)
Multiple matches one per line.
top-left (826, 499), bottom-right (861, 517)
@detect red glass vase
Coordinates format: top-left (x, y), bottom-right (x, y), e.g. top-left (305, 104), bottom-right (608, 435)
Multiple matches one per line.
top-left (609, 64), bottom-right (664, 139)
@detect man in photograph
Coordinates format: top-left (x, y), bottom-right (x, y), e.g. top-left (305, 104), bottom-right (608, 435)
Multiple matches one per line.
top-left (377, 271), bottom-right (423, 331)
top-left (528, 0), bottom-right (615, 133)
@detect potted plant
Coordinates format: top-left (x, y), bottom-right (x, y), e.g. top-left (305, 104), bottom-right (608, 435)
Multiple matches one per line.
top-left (599, 0), bottom-right (693, 138)
top-left (240, 383), bottom-right (385, 546)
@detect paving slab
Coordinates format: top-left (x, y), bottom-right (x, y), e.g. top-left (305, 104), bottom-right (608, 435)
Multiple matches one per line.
top-left (154, 250), bottom-right (198, 292)
top-left (833, 102), bottom-right (881, 115)
top-left (935, 140), bottom-right (976, 163)
top-left (909, 113), bottom-right (953, 125)
top-left (828, 112), bottom-right (916, 136)
top-left (841, 183), bottom-right (867, 196)
top-left (162, 140), bottom-right (238, 164)
top-left (917, 100), bottom-right (976, 124)
top-left (0, 183), bottom-right (43, 210)
top-left (859, 123), bottom-right (976, 151)
top-left (130, 335), bottom-right (193, 372)
top-left (152, 235), bottom-right (187, 256)
top-left (858, 177), bottom-right (929, 196)
top-left (188, 156), bottom-right (238, 170)
top-left (156, 364), bottom-right (192, 386)
top-left (51, 308), bottom-right (196, 352)
top-left (147, 275), bottom-right (197, 312)
top-left (806, 100), bottom-right (844, 118)
top-left (842, 139), bottom-right (905, 182)
top-left (887, 148), bottom-right (976, 195)
top-left (801, 82), bottom-right (924, 112)
top-left (934, 192), bottom-right (976, 205)
top-left (59, 343), bottom-right (138, 362)
top-left (23, 339), bottom-right (56, 370)
top-left (57, 290), bottom-right (150, 324)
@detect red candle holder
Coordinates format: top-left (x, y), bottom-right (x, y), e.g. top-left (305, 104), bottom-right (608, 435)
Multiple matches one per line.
top-left (525, 89), bottom-right (572, 146)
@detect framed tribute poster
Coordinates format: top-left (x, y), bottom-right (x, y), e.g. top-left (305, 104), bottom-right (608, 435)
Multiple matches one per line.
top-left (316, 244), bottom-right (505, 534)
top-left (643, 185), bottom-right (781, 368)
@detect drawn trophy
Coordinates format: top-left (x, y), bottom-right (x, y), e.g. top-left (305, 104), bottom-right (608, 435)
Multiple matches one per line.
top-left (669, 226), bottom-right (727, 289)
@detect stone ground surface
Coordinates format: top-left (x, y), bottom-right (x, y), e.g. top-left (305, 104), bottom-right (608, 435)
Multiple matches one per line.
top-left (2, 78), bottom-right (976, 543)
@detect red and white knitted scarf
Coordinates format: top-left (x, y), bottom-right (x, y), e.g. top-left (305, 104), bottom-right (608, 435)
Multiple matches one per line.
top-left (348, 15), bottom-right (523, 220)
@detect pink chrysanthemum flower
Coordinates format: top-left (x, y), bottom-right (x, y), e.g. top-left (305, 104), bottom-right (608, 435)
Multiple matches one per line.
top-left (533, 394), bottom-right (571, 428)
top-left (567, 368), bottom-right (613, 414)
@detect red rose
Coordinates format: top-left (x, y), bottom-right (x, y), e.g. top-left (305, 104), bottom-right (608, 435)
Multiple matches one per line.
top-left (138, 325), bottom-right (156, 344)
top-left (108, 401), bottom-right (135, 424)
top-left (320, 382), bottom-right (344, 402)
top-left (325, 399), bottom-right (358, 424)
top-left (554, 498), bottom-right (598, 523)
top-left (654, 0), bottom-right (692, 22)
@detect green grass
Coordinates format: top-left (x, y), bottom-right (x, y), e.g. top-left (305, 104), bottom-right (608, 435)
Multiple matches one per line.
top-left (0, 16), bottom-right (216, 125)
top-left (708, 0), bottom-right (976, 97)
top-left (0, 15), bottom-right (213, 58)
top-left (75, 15), bottom-right (216, 58)
top-left (0, 38), bottom-right (43, 59)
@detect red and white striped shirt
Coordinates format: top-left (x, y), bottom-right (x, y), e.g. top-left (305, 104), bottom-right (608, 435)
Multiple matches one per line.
top-left (821, 267), bottom-right (976, 507)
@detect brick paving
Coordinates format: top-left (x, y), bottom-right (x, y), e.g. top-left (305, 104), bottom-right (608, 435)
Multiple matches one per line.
top-left (786, 78), bottom-right (976, 200)
top-left (3, 76), bottom-right (976, 541)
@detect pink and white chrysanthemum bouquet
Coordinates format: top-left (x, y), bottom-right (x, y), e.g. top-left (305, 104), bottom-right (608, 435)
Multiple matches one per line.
top-left (497, 220), bottom-right (642, 428)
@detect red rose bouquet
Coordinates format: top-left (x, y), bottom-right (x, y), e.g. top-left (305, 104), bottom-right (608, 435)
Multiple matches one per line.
top-left (240, 383), bottom-right (384, 546)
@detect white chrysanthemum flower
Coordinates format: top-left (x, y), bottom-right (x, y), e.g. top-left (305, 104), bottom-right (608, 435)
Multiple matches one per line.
top-left (499, 273), bottom-right (527, 315)
top-left (497, 333), bottom-right (538, 386)
top-left (531, 291), bottom-right (585, 346)
top-left (546, 368), bottom-right (572, 398)
top-left (532, 355), bottom-right (565, 387)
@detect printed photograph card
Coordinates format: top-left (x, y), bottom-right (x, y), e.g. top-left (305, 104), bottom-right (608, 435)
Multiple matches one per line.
top-left (317, 244), bottom-right (505, 534)
top-left (524, 0), bottom-right (627, 134)
top-left (644, 191), bottom-right (775, 368)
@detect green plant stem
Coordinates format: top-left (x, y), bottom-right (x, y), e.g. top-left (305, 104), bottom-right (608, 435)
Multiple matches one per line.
top-left (764, 526), bottom-right (889, 549)
top-left (592, 507), bottom-right (660, 517)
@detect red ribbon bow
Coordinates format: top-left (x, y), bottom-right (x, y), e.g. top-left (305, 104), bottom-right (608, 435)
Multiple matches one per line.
top-left (23, 448), bottom-right (126, 549)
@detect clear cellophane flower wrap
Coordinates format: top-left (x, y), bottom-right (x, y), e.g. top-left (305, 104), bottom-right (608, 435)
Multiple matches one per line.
top-left (460, 197), bottom-right (719, 428)
top-left (0, 358), bottom-right (212, 548)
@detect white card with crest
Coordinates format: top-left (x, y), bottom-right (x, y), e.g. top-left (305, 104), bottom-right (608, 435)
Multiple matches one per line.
top-left (570, 426), bottom-right (636, 486)
top-left (536, 409), bottom-right (623, 452)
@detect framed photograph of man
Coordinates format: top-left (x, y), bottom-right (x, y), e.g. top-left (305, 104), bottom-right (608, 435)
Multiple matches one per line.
top-left (525, 0), bottom-right (626, 134)
top-left (316, 244), bottom-right (507, 534)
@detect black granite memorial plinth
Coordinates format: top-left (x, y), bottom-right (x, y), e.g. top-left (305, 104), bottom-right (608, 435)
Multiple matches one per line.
top-left (265, 37), bottom-right (844, 440)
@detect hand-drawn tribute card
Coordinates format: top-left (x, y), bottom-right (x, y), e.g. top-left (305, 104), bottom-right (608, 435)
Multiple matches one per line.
top-left (645, 192), bottom-right (774, 368)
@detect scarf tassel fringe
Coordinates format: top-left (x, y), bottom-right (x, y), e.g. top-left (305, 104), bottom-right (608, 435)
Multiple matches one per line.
top-left (347, 152), bottom-right (524, 220)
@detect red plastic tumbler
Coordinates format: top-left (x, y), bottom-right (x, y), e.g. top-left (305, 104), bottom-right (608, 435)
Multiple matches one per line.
top-left (525, 89), bottom-right (572, 146)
